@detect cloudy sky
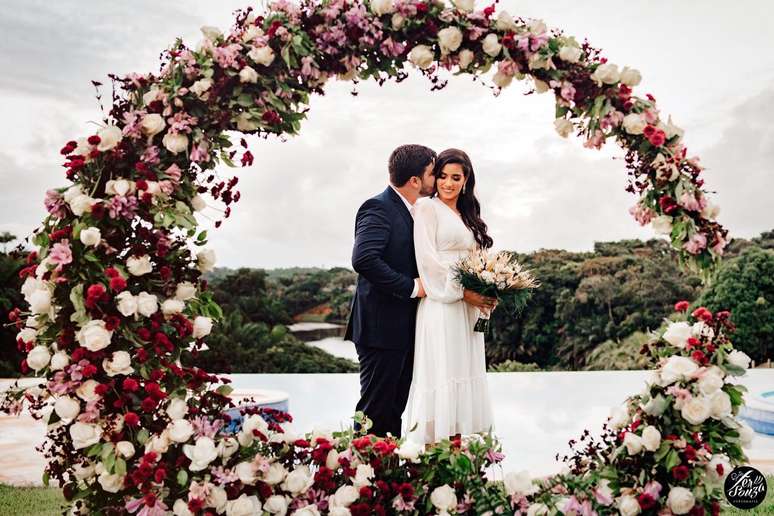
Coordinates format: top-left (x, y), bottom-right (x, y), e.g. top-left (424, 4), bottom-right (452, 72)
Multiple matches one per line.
top-left (1, 0), bottom-right (772, 268)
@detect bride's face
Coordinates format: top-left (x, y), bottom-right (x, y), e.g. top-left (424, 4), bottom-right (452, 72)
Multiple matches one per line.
top-left (436, 163), bottom-right (466, 203)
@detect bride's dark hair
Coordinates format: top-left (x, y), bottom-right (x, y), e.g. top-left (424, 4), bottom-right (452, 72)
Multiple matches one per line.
top-left (433, 148), bottom-right (493, 249)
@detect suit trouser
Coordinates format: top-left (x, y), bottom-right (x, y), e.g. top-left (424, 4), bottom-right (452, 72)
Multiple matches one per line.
top-left (354, 343), bottom-right (414, 437)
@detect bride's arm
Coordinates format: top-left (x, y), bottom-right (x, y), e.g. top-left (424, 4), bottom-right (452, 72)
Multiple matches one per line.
top-left (413, 200), bottom-right (464, 303)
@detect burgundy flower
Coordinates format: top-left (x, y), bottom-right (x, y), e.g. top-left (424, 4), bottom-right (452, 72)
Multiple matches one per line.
top-left (672, 464), bottom-right (690, 481)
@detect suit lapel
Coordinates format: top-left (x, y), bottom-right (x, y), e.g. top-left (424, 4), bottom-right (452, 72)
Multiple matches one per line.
top-left (386, 186), bottom-right (413, 231)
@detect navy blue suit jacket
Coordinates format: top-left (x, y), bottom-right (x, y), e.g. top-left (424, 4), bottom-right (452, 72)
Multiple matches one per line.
top-left (345, 187), bottom-right (419, 350)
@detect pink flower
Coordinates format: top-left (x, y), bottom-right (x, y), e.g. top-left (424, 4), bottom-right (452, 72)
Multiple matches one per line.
top-left (683, 232), bottom-right (708, 255)
top-left (678, 191), bottom-right (702, 212)
top-left (189, 141), bottom-right (210, 163)
top-left (486, 448), bottom-right (505, 463)
top-left (212, 43), bottom-right (242, 69)
top-left (164, 163), bottom-right (183, 183)
top-left (141, 145), bottom-right (161, 165)
top-left (300, 56), bottom-right (321, 80)
top-left (380, 37), bottom-right (406, 58)
top-left (498, 60), bottom-right (520, 77)
top-left (49, 239), bottom-right (73, 271)
top-left (583, 129), bottom-right (606, 150)
top-left (108, 194), bottom-right (139, 220)
top-left (126, 496), bottom-right (169, 516)
top-left (44, 189), bottom-right (67, 218)
top-left (711, 232), bottom-right (727, 256)
top-left (629, 203), bottom-right (655, 226)
top-left (643, 480), bottom-right (663, 499)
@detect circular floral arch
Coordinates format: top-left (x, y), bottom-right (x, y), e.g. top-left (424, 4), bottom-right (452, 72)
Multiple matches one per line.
top-left (1, 1), bottom-right (751, 515)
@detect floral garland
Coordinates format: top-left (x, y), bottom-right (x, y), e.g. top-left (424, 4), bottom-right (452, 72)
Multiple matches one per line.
top-left (0, 0), bottom-right (746, 514)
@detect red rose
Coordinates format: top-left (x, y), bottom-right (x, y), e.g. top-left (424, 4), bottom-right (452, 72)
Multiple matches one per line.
top-left (658, 195), bottom-right (679, 215)
top-left (691, 307), bottom-right (713, 322)
top-left (648, 129), bottom-right (666, 147)
top-left (672, 464), bottom-right (690, 481)
top-left (674, 300), bottom-right (690, 312)
top-left (159, 265), bottom-right (172, 281)
top-left (105, 315), bottom-right (121, 331)
top-left (124, 411), bottom-right (140, 427)
top-left (359, 486), bottom-right (373, 499)
top-left (109, 276), bottom-right (127, 292)
top-left (638, 493), bottom-right (656, 510)
top-left (82, 363), bottom-right (98, 377)
top-left (686, 337), bottom-right (700, 349)
top-left (91, 203), bottom-right (106, 219)
top-left (643, 125), bottom-right (656, 138)
top-left (683, 445), bottom-right (697, 461)
top-left (135, 179), bottom-right (148, 191)
top-left (105, 267), bottom-right (120, 278)
top-left (86, 283), bottom-right (106, 300)
top-left (137, 328), bottom-right (151, 341)
top-left (87, 135), bottom-right (101, 146)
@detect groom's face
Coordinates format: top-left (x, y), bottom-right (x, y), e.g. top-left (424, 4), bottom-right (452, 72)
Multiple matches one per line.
top-left (418, 161), bottom-right (436, 197)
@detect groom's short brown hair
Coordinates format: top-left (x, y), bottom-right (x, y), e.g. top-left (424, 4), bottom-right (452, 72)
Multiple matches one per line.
top-left (388, 144), bottom-right (436, 187)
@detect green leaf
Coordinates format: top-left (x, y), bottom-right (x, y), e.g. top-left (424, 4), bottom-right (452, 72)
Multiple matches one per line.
top-left (665, 449), bottom-right (681, 471)
top-left (42, 471), bottom-right (50, 487)
top-left (197, 230), bottom-right (208, 242)
top-left (137, 428), bottom-right (150, 445)
top-left (86, 443), bottom-right (103, 457)
top-left (115, 458), bottom-right (127, 476)
top-left (216, 385), bottom-right (234, 396)
top-left (177, 469), bottom-right (189, 486)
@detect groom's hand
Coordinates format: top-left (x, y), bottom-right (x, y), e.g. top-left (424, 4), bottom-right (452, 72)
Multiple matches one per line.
top-left (463, 289), bottom-right (496, 310)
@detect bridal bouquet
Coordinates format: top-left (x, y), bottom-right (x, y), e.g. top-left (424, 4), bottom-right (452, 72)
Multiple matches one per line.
top-left (453, 249), bottom-right (540, 332)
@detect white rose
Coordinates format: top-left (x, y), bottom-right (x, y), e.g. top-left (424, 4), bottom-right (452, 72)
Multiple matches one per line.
top-left (437, 27), bottom-right (463, 54)
top-left (106, 179), bottom-right (135, 196)
top-left (554, 118), bottom-right (573, 138)
top-left (620, 66), bottom-right (642, 87)
top-left (504, 470), bottom-right (537, 496)
top-left (396, 440), bottom-right (422, 463)
top-left (218, 437), bottom-right (239, 459)
top-left (201, 25), bottom-right (222, 41)
top-left (197, 249), bottom-right (217, 273)
top-left (242, 25), bottom-right (263, 43)
top-left (249, 45), bottom-right (276, 66)
top-left (29, 288), bottom-right (51, 315)
top-left (127, 255), bottom-right (152, 276)
top-left (495, 11), bottom-right (517, 31)
top-left (609, 405), bottom-right (629, 430)
top-left (236, 112), bottom-right (258, 132)
top-left (167, 398), bottom-right (188, 420)
top-left (352, 463), bottom-right (374, 487)
top-left (622, 113), bottom-right (647, 135)
top-left (458, 49), bottom-right (475, 70)
top-left (264, 495), bottom-right (289, 515)
top-left (103, 350), bottom-right (134, 377)
top-left (641, 426), bottom-right (661, 452)
top-left (72, 461), bottom-right (95, 481)
top-left (482, 33), bottom-right (502, 57)
top-left (618, 495), bottom-right (641, 516)
top-left (408, 44), bottom-right (434, 69)
top-left (167, 419), bottom-right (194, 443)
top-left (294, 506), bottom-right (320, 516)
top-left (115, 440), bottom-right (135, 459)
top-left (17, 327), bottom-right (37, 345)
top-left (281, 465), bottom-right (313, 495)
top-left (63, 184), bottom-right (83, 203)
top-left (701, 200), bottom-right (720, 220)
top-left (226, 494), bottom-right (262, 516)
top-left (77, 320), bottom-right (113, 352)
top-left (493, 71), bottom-right (513, 89)
top-left (706, 454), bottom-right (731, 484)
top-left (667, 486), bottom-right (695, 515)
top-left (663, 115), bottom-right (684, 141)
top-left (727, 350), bottom-right (751, 370)
top-left (330, 508), bottom-right (350, 516)
top-left (681, 396), bottom-right (711, 425)
top-left (452, 0), bottom-right (474, 12)
top-left (239, 66), bottom-right (259, 84)
top-left (208, 486), bottom-right (228, 513)
top-left (391, 13), bottom-right (405, 29)
top-left (739, 421), bottom-right (754, 447)
top-left (430, 484), bottom-right (457, 512)
top-left (326, 449), bottom-right (340, 470)
top-left (652, 215), bottom-right (673, 235)
top-left (698, 371), bottom-right (724, 396)
top-left (50, 350), bottom-right (70, 371)
top-left (115, 291), bottom-right (138, 318)
top-left (69, 194), bottom-right (95, 216)
top-left (623, 432), bottom-right (643, 455)
top-left (183, 436), bottom-right (218, 471)
top-left (370, 0), bottom-right (394, 16)
top-left (332, 485), bottom-right (359, 507)
top-left (79, 227), bottom-right (101, 247)
top-left (55, 396), bottom-right (80, 420)
top-left (70, 421), bottom-right (103, 450)
top-left (27, 345), bottom-right (51, 371)
top-left (145, 430), bottom-right (171, 454)
top-left (558, 46), bottom-right (582, 63)
top-left (191, 194), bottom-right (207, 212)
top-left (235, 461), bottom-right (258, 485)
top-left (591, 63), bottom-right (620, 85)
top-left (190, 78), bottom-right (213, 98)
top-left (262, 462), bottom-right (288, 485)
top-left (163, 132), bottom-right (189, 154)
top-left (710, 390), bottom-right (732, 419)
top-left (661, 355), bottom-right (699, 385)
top-left (97, 125), bottom-right (123, 152)
top-left (193, 316), bottom-right (213, 339)
top-left (161, 298), bottom-right (185, 316)
top-left (663, 321), bottom-right (692, 348)
top-left (76, 379), bottom-right (101, 402)
top-left (136, 292), bottom-right (158, 317)
top-left (141, 113), bottom-right (166, 137)
top-left (692, 321), bottom-right (715, 340)
top-left (98, 469), bottom-right (125, 493)
top-left (173, 499), bottom-right (194, 516)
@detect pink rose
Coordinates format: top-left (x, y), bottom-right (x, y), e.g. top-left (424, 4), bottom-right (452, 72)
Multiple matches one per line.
top-left (683, 232), bottom-right (708, 255)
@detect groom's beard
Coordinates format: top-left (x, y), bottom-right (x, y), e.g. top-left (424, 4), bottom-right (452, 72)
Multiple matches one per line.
top-left (419, 185), bottom-right (435, 197)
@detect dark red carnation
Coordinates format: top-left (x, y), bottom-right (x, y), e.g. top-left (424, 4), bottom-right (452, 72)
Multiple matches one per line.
top-left (123, 378), bottom-right (139, 392)
top-left (109, 275), bottom-right (127, 292)
top-left (87, 135), bottom-right (101, 146)
top-left (104, 267), bottom-right (120, 278)
top-left (674, 300), bottom-right (690, 312)
top-left (672, 464), bottom-right (690, 481)
top-left (124, 411), bottom-right (140, 427)
top-left (638, 493), bottom-right (656, 510)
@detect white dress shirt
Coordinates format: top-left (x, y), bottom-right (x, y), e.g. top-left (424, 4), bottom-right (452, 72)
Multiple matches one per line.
top-left (389, 184), bottom-right (420, 298)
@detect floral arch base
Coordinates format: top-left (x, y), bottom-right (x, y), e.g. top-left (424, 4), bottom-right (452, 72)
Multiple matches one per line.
top-left (0, 0), bottom-right (752, 514)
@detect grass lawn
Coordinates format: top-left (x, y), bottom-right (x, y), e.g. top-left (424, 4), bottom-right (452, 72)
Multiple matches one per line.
top-left (1, 479), bottom-right (773, 514)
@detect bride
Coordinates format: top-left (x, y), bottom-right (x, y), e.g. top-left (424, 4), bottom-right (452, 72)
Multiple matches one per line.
top-left (403, 148), bottom-right (497, 445)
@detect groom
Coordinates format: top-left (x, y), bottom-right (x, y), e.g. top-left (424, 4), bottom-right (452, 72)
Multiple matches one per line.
top-left (345, 144), bottom-right (437, 437)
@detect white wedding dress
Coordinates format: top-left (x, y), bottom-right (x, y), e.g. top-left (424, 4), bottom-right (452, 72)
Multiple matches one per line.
top-left (403, 196), bottom-right (495, 445)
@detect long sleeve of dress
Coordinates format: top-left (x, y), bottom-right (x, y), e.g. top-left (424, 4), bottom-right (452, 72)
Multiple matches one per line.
top-left (413, 200), bottom-right (465, 303)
